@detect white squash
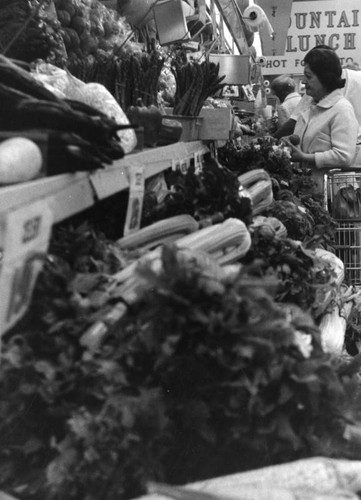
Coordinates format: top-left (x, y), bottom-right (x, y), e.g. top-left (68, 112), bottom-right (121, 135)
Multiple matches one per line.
top-left (0, 137), bottom-right (43, 184)
top-left (319, 300), bottom-right (353, 355)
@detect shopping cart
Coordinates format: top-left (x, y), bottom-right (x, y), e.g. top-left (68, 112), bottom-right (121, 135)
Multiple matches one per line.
top-left (326, 169), bottom-right (361, 286)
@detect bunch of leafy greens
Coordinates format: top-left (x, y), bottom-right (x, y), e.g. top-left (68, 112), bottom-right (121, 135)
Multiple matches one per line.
top-left (244, 229), bottom-right (337, 320)
top-left (218, 136), bottom-right (294, 184)
top-left (299, 193), bottom-right (338, 250)
top-left (266, 199), bottom-right (314, 242)
top-left (218, 137), bottom-right (319, 202)
top-left (266, 190), bottom-right (337, 250)
top-left (141, 154), bottom-right (252, 227)
top-left (1, 245), bottom-right (361, 500)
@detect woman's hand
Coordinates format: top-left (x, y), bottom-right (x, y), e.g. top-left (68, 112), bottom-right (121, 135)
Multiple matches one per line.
top-left (281, 137), bottom-right (301, 161)
top-left (282, 137), bottom-right (315, 164)
top-left (288, 143), bottom-right (305, 162)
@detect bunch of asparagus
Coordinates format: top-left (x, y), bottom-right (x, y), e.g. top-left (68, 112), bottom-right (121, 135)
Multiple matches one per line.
top-left (171, 59), bottom-right (225, 116)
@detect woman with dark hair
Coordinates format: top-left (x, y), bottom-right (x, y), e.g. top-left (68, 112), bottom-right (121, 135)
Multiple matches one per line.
top-left (286, 46), bottom-right (358, 195)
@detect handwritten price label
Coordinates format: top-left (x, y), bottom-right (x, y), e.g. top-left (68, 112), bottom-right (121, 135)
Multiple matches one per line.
top-left (0, 200), bottom-right (53, 337)
top-left (123, 165), bottom-right (145, 236)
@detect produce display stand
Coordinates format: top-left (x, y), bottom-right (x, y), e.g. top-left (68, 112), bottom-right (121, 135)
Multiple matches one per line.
top-left (0, 141), bottom-right (209, 224)
top-left (0, 140), bottom-right (209, 336)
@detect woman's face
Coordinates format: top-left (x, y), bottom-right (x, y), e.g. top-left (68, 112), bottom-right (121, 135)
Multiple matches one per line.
top-left (302, 63), bottom-right (328, 102)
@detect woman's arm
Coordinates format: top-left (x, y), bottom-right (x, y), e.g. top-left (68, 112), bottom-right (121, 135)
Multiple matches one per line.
top-left (289, 100), bottom-right (358, 168)
top-left (288, 146), bottom-right (315, 164)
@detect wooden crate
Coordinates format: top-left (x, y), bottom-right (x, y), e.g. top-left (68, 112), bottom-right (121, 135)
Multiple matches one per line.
top-left (198, 107), bottom-right (233, 141)
top-left (164, 107), bottom-right (233, 141)
top-left (171, 115), bottom-right (204, 141)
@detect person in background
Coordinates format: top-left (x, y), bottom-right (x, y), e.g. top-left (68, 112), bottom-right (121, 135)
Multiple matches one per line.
top-left (285, 46), bottom-right (358, 196)
top-left (270, 74), bottom-right (302, 131)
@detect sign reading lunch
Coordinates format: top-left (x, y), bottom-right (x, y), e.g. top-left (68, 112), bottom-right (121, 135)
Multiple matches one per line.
top-left (262, 0), bottom-right (360, 76)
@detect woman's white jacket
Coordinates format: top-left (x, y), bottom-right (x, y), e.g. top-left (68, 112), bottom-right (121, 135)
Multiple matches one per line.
top-left (294, 89), bottom-right (358, 192)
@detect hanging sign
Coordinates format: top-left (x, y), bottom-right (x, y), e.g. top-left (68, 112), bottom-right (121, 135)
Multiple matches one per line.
top-left (262, 0), bottom-right (361, 76)
top-left (0, 200), bottom-right (53, 338)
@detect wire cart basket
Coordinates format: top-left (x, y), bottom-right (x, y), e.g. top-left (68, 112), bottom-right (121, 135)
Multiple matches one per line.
top-left (326, 170), bottom-right (361, 286)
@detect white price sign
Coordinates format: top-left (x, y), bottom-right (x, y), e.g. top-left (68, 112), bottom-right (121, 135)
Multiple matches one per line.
top-left (123, 165), bottom-right (145, 236)
top-left (0, 200), bottom-right (53, 337)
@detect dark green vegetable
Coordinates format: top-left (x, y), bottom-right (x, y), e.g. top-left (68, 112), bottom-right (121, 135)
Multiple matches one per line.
top-left (171, 58), bottom-right (225, 116)
top-left (2, 243), bottom-right (360, 500)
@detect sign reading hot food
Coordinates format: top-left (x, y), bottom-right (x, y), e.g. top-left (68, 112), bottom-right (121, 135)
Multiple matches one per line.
top-left (262, 0), bottom-right (360, 75)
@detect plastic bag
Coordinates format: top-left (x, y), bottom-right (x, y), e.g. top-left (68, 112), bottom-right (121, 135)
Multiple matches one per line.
top-left (333, 185), bottom-right (361, 219)
top-left (32, 62), bottom-right (137, 154)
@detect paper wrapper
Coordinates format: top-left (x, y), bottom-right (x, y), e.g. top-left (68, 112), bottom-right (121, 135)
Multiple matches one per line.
top-left (134, 457), bottom-right (361, 500)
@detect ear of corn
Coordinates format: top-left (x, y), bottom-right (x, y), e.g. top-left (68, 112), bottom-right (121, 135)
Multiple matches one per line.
top-left (117, 214), bottom-right (199, 251)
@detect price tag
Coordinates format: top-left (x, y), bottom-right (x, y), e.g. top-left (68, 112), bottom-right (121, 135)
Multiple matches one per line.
top-left (123, 165), bottom-right (145, 236)
top-left (146, 172), bottom-right (169, 203)
top-left (0, 200), bottom-right (53, 338)
top-left (194, 151), bottom-right (202, 174)
top-left (172, 158), bottom-right (190, 174)
top-left (171, 159), bottom-right (180, 171)
top-left (178, 159), bottom-right (189, 175)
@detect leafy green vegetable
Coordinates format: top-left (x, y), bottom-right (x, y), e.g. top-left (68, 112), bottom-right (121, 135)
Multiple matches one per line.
top-left (218, 136), bottom-right (294, 185)
top-left (142, 154), bottom-right (252, 226)
top-left (1, 246), bottom-right (360, 500)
